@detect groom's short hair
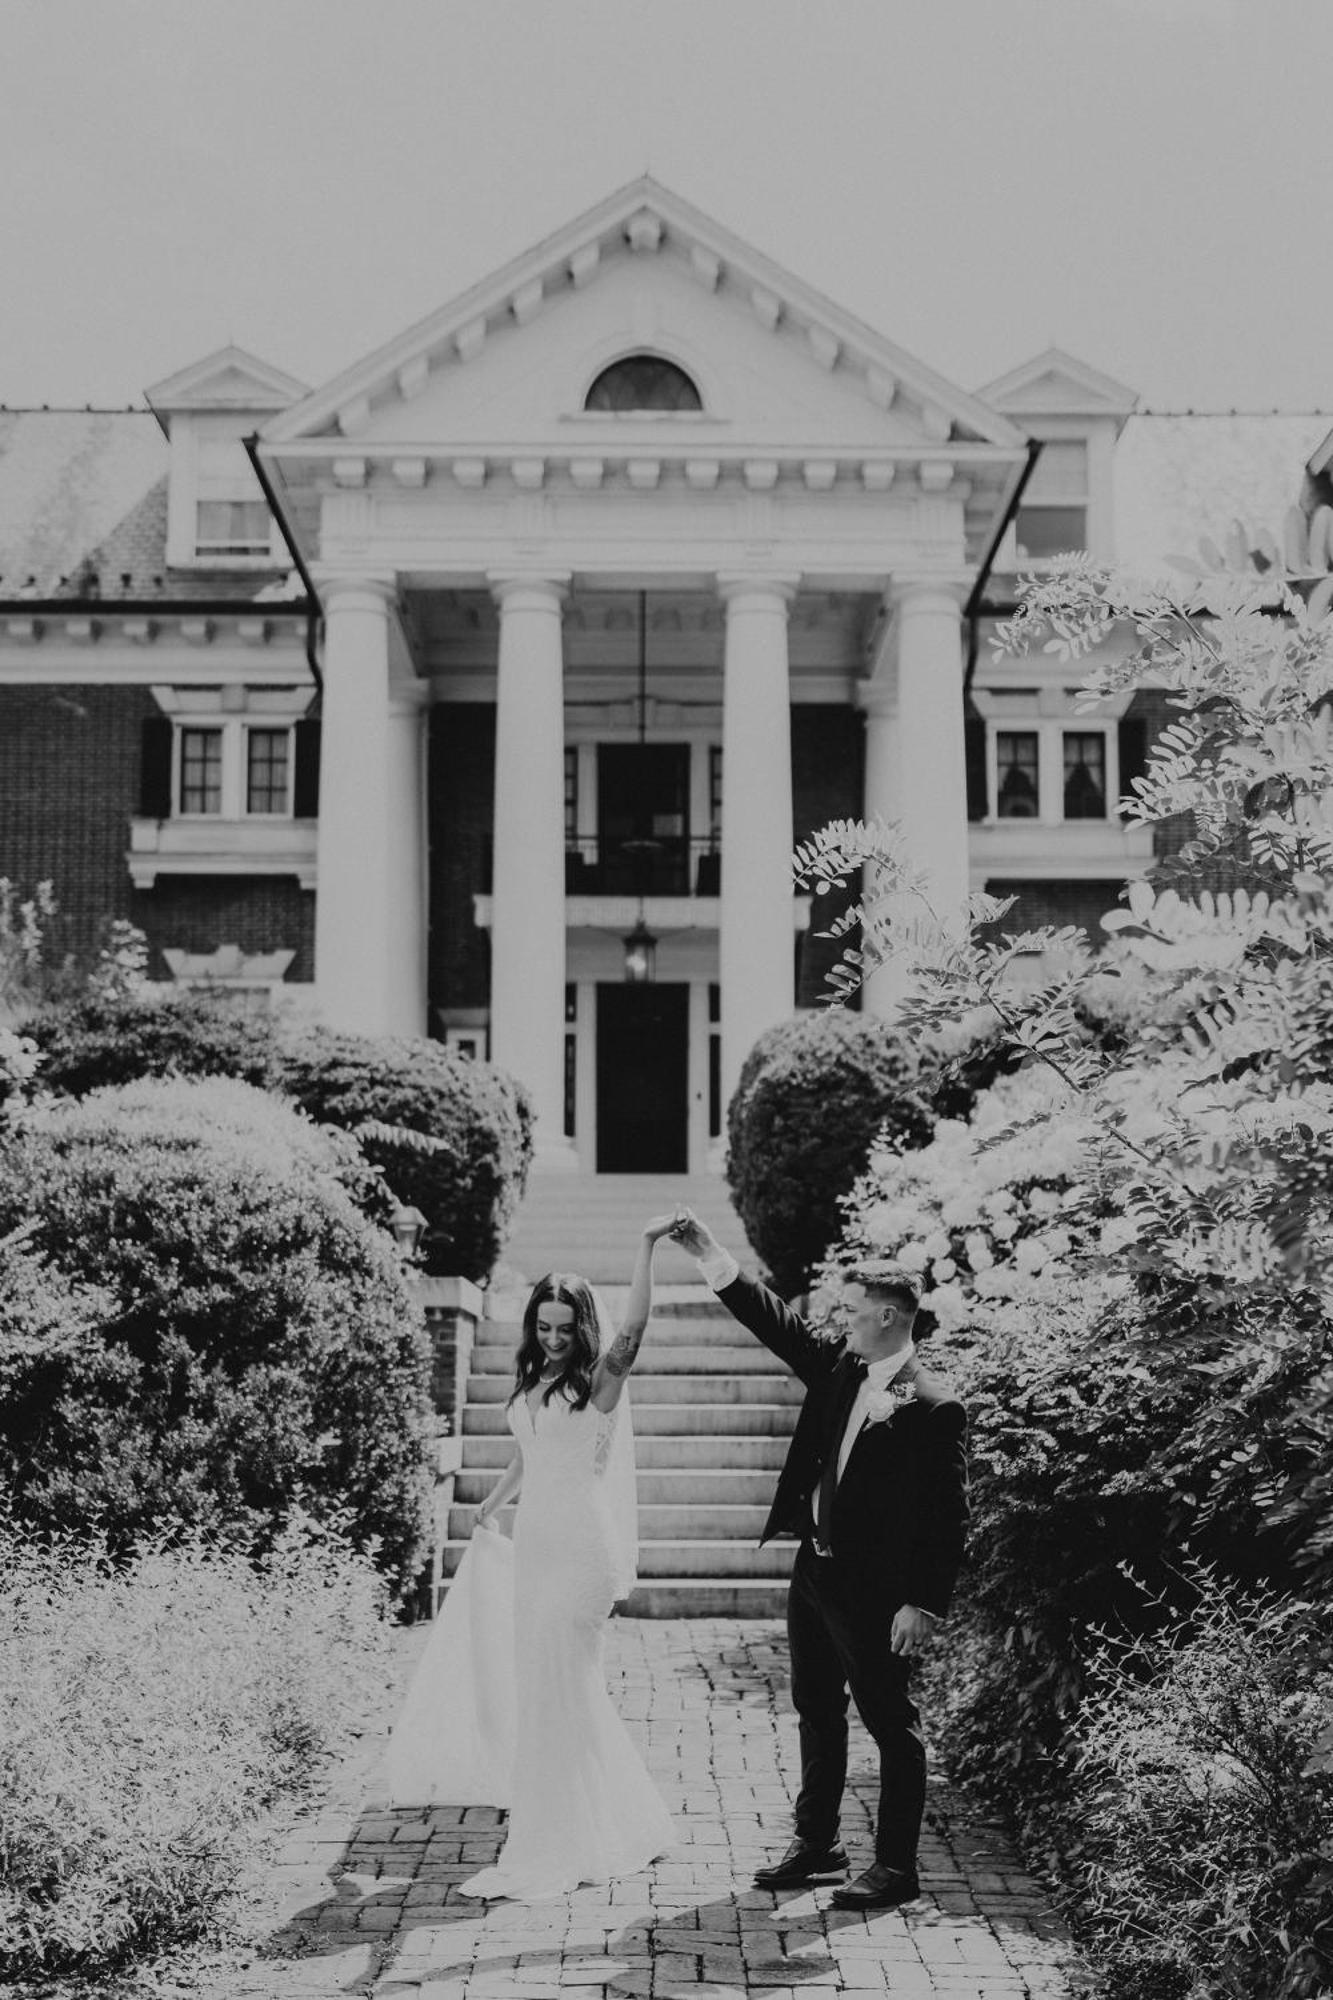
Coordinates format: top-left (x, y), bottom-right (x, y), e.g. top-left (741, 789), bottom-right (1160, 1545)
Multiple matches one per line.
top-left (849, 1265), bottom-right (921, 1319)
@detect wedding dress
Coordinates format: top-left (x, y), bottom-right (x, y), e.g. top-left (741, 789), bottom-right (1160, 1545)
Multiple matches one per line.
top-left (458, 1384), bottom-right (675, 1900)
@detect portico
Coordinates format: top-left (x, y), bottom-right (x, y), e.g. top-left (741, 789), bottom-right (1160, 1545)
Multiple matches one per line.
top-left (257, 177), bottom-right (1029, 1171)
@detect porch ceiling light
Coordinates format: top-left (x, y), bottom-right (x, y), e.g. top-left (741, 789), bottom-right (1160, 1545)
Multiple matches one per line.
top-left (623, 915), bottom-right (657, 985)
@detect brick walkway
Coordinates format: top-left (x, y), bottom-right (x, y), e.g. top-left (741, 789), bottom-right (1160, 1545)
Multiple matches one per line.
top-left (214, 1621), bottom-right (1083, 2000)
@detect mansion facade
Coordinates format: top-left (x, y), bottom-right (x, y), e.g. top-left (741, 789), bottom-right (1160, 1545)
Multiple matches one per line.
top-left (3, 179), bottom-right (1331, 1175)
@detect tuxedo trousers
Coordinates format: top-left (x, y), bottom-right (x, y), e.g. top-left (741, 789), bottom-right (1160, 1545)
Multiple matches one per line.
top-left (786, 1539), bottom-right (926, 1872)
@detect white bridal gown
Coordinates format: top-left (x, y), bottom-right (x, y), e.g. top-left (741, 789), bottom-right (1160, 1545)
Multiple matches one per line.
top-left (456, 1387), bottom-right (674, 1901)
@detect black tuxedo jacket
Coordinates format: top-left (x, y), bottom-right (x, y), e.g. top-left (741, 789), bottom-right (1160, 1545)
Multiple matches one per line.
top-left (717, 1271), bottom-right (969, 1617)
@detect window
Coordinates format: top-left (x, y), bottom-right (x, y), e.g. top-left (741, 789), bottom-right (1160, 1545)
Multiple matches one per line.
top-left (174, 721), bottom-right (295, 819)
top-left (708, 745), bottom-right (723, 845)
top-left (996, 731), bottom-right (1040, 818)
top-left (195, 499), bottom-right (272, 557)
top-left (246, 728), bottom-right (290, 815)
top-left (1063, 732), bottom-right (1107, 819)
top-left (564, 746), bottom-right (579, 848)
top-left (585, 355), bottom-right (702, 413)
top-left (193, 435), bottom-right (273, 558)
top-left (1015, 441), bottom-right (1088, 561)
top-left (179, 727), bottom-right (223, 815)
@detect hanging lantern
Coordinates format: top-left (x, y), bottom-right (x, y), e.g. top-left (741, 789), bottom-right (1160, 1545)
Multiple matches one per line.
top-left (623, 915), bottom-right (657, 985)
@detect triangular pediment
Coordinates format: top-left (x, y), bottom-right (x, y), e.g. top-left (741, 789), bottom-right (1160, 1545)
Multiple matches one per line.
top-left (262, 178), bottom-right (1024, 456)
top-left (147, 344), bottom-right (309, 416)
top-left (979, 346), bottom-right (1139, 423)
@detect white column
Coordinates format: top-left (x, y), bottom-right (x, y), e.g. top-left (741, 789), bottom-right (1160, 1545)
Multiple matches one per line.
top-left (314, 577), bottom-right (403, 1035)
top-left (892, 580), bottom-right (970, 933)
top-left (718, 574), bottom-right (798, 1110)
top-left (384, 691), bottom-right (428, 1036)
top-left (489, 573), bottom-right (573, 1164)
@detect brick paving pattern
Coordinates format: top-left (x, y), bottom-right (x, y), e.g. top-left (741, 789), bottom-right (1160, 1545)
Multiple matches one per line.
top-left (214, 1620), bottom-right (1083, 2000)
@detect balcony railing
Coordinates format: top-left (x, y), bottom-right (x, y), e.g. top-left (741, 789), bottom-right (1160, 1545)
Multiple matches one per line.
top-left (563, 835), bottom-right (722, 898)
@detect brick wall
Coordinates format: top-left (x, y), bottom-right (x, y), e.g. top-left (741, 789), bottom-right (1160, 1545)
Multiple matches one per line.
top-left (428, 703), bottom-right (495, 1016)
top-left (0, 682), bottom-right (155, 964)
top-left (140, 877), bottom-right (315, 982)
top-left (0, 682), bottom-right (313, 982)
top-left (983, 877), bottom-right (1125, 943)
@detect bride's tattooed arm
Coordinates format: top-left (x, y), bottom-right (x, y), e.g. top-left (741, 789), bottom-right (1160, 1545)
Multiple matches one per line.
top-left (592, 1213), bottom-right (677, 1408)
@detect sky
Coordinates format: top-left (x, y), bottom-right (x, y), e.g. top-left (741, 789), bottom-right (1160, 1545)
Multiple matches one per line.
top-left (2, 0), bottom-right (1331, 415)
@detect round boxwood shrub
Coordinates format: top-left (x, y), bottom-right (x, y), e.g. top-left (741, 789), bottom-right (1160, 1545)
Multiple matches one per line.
top-left (726, 1010), bottom-right (933, 1298)
top-left (276, 1027), bottom-right (534, 1280)
top-left (22, 987), bottom-right (278, 1097)
top-left (0, 1076), bottom-right (434, 1598)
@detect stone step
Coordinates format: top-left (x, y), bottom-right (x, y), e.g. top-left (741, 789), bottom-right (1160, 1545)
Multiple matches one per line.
top-left (448, 1500), bottom-right (771, 1540)
top-left (441, 1535), bottom-right (797, 1579)
top-left (466, 1371), bottom-right (802, 1405)
top-left (469, 1341), bottom-right (781, 1375)
top-left (626, 1580), bottom-right (789, 1617)
top-left (461, 1431), bottom-right (792, 1469)
top-left (453, 1466), bottom-right (779, 1506)
top-left (461, 1400), bottom-right (798, 1437)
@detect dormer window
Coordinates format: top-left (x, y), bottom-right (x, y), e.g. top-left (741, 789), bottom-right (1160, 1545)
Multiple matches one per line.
top-left (1014, 440), bottom-right (1088, 561)
top-left (585, 355), bottom-right (702, 413)
top-left (194, 436), bottom-right (274, 559)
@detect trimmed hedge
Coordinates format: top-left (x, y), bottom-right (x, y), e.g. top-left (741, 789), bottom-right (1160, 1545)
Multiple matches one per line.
top-left (726, 1010), bottom-right (932, 1297)
top-left (21, 991), bottom-right (535, 1281)
top-left (0, 1076), bottom-right (434, 1597)
top-left (276, 1026), bottom-right (534, 1279)
top-left (22, 987), bottom-right (278, 1096)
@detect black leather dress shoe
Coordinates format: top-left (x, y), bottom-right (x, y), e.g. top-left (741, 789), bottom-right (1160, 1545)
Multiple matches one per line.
top-left (830, 1861), bottom-right (921, 1910)
top-left (753, 1837), bottom-right (849, 1888)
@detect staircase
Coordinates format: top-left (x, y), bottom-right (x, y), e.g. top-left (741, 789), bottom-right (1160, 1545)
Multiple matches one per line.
top-left (447, 1294), bottom-right (800, 1616)
top-left (501, 1170), bottom-right (755, 1286)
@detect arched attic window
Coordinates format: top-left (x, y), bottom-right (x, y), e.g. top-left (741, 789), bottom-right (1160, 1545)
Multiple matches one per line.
top-left (584, 354), bottom-right (703, 413)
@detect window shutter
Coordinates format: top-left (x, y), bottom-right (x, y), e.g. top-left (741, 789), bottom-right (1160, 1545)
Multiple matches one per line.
top-left (139, 715), bottom-right (173, 818)
top-left (293, 717), bottom-right (322, 817)
top-left (1117, 715), bottom-right (1148, 821)
top-left (964, 715), bottom-right (988, 821)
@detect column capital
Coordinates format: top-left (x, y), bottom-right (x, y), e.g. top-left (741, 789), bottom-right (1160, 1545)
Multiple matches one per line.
top-left (886, 573), bottom-right (970, 615)
top-left (715, 572), bottom-right (801, 611)
top-left (313, 571), bottom-right (399, 612)
top-left (487, 571), bottom-right (571, 612)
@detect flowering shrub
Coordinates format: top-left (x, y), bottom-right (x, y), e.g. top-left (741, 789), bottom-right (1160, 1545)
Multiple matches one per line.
top-left (0, 1515), bottom-right (391, 1979)
top-left (0, 1076), bottom-right (434, 1596)
top-left (827, 1064), bottom-right (1136, 1340)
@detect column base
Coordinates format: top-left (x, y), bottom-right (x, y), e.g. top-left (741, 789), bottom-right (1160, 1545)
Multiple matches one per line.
top-left (531, 1133), bottom-right (581, 1173)
top-left (706, 1135), bottom-right (729, 1175)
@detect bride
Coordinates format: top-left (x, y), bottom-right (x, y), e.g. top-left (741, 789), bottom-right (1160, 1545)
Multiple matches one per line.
top-left (450, 1214), bottom-right (679, 1900)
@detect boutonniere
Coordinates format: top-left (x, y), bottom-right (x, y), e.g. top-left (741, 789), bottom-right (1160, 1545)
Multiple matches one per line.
top-left (864, 1378), bottom-right (916, 1425)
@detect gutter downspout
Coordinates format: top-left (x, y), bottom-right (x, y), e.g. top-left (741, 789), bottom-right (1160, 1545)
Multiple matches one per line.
top-left (963, 438), bottom-right (1043, 696)
top-left (244, 433), bottom-right (322, 704)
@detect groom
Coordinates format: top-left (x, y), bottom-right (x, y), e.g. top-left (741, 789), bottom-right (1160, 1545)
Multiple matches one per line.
top-left (669, 1210), bottom-right (968, 1911)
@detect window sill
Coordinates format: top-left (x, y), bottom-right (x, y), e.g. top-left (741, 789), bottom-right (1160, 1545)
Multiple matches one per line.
top-left (968, 818), bottom-right (1153, 881)
top-left (127, 816), bottom-right (317, 889)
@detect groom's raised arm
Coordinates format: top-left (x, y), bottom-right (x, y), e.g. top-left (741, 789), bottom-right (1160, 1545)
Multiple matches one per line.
top-left (671, 1211), bottom-right (835, 1388)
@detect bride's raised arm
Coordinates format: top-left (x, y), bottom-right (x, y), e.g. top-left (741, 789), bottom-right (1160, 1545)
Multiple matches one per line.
top-left (591, 1213), bottom-right (678, 1412)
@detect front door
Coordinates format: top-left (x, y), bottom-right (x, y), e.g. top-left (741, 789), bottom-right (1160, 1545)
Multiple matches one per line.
top-left (596, 983), bottom-right (689, 1172)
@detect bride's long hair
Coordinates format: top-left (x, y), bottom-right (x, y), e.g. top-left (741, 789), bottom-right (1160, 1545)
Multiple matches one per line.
top-left (510, 1271), bottom-right (601, 1411)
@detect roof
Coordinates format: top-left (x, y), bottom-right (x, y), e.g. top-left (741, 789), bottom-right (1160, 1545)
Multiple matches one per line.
top-left (0, 409), bottom-right (165, 594)
top-left (1114, 411), bottom-right (1333, 574)
top-left (263, 174), bottom-right (1026, 453)
top-left (0, 406), bottom-right (292, 602)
